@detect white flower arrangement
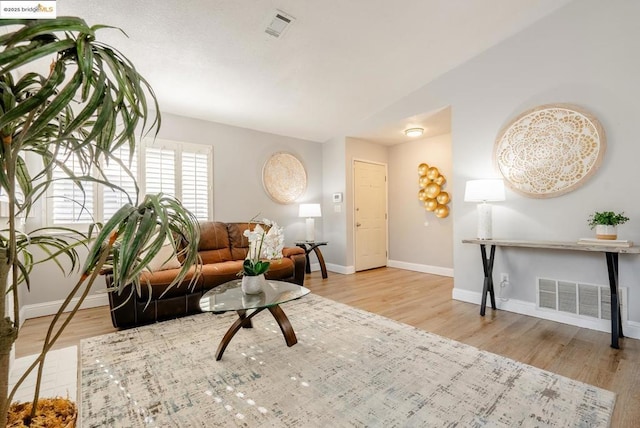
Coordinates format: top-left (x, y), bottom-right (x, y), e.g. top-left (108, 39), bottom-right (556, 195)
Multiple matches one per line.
top-left (241, 218), bottom-right (284, 276)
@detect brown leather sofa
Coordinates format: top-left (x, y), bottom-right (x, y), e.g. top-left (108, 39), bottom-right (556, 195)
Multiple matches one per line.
top-left (106, 221), bottom-right (307, 329)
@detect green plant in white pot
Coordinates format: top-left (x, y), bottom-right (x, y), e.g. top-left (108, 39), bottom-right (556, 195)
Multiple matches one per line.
top-left (0, 17), bottom-right (200, 426)
top-left (587, 211), bottom-right (630, 240)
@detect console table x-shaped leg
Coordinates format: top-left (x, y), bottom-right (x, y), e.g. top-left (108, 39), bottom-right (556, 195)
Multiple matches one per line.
top-left (215, 305), bottom-right (297, 360)
top-left (474, 243), bottom-right (624, 349)
top-left (479, 244), bottom-right (497, 317)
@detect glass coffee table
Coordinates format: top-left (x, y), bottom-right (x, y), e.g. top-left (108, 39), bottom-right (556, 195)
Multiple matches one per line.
top-left (199, 279), bottom-right (310, 360)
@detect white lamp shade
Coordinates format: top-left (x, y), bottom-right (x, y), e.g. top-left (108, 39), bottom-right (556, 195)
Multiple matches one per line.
top-left (299, 203), bottom-right (322, 218)
top-left (464, 179), bottom-right (506, 202)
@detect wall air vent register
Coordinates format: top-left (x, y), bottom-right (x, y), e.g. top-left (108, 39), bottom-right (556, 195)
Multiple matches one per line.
top-left (538, 278), bottom-right (627, 322)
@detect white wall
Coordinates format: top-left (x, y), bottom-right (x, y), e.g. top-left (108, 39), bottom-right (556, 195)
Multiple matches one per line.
top-left (321, 136), bottom-right (348, 271)
top-left (157, 113), bottom-right (323, 242)
top-left (336, 0), bottom-right (640, 330)
top-left (22, 245), bottom-right (96, 320)
top-left (22, 112), bottom-right (323, 312)
top-left (323, 134), bottom-right (454, 276)
top-left (449, 0), bottom-right (640, 324)
top-left (388, 134), bottom-right (453, 274)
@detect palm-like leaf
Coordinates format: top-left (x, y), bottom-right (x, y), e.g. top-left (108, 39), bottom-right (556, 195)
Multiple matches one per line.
top-left (86, 194), bottom-right (201, 295)
top-left (0, 17), bottom-right (198, 425)
top-left (0, 17), bottom-right (160, 212)
top-left (2, 227), bottom-right (88, 291)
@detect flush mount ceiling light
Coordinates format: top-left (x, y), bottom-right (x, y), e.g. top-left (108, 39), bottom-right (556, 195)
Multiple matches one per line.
top-left (404, 128), bottom-right (424, 137)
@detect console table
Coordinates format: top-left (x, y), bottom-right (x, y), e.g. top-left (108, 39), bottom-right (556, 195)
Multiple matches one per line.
top-left (462, 239), bottom-right (640, 349)
top-left (295, 241), bottom-right (328, 279)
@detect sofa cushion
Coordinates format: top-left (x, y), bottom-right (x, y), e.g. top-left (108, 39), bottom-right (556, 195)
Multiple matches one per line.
top-left (138, 266), bottom-right (202, 299)
top-left (145, 240), bottom-right (182, 271)
top-left (199, 261), bottom-right (244, 292)
top-left (227, 222), bottom-right (251, 260)
top-left (197, 258), bottom-right (296, 291)
top-left (198, 221), bottom-right (234, 263)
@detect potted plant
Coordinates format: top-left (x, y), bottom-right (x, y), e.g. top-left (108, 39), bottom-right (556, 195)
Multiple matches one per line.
top-left (0, 18), bottom-right (200, 426)
top-left (587, 211), bottom-right (630, 240)
top-left (240, 218), bottom-right (283, 294)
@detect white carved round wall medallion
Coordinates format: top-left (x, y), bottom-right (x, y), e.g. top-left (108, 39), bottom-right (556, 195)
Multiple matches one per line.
top-left (262, 152), bottom-right (307, 204)
top-left (494, 104), bottom-right (606, 198)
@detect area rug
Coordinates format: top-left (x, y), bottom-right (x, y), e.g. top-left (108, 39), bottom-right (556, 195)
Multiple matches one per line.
top-left (80, 294), bottom-right (615, 427)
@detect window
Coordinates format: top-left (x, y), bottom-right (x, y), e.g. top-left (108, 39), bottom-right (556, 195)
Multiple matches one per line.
top-left (144, 146), bottom-right (175, 195)
top-left (47, 139), bottom-right (213, 226)
top-left (181, 151), bottom-right (210, 220)
top-left (141, 139), bottom-right (212, 221)
top-left (102, 145), bottom-right (137, 220)
top-left (51, 150), bottom-right (95, 224)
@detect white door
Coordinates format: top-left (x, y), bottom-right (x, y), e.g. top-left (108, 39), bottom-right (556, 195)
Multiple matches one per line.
top-left (354, 161), bottom-right (388, 271)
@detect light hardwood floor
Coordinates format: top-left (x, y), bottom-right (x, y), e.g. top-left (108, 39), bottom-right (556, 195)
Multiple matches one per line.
top-left (15, 268), bottom-right (640, 427)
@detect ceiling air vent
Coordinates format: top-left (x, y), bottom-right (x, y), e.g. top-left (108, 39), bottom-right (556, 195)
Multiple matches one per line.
top-left (265, 10), bottom-right (295, 38)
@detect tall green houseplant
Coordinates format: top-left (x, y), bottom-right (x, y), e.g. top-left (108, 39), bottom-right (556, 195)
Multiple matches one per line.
top-left (0, 17), bottom-right (200, 425)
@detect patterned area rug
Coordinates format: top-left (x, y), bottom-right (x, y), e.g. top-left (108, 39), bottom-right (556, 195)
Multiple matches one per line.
top-left (80, 294), bottom-right (615, 427)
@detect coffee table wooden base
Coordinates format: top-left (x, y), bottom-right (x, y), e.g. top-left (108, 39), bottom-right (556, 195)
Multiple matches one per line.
top-left (215, 305), bottom-right (298, 361)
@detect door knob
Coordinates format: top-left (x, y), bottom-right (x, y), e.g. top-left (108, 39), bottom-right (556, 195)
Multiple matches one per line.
top-left (356, 223), bottom-right (361, 227)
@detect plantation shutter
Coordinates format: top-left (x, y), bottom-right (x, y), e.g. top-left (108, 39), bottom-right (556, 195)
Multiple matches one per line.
top-left (182, 151), bottom-right (209, 220)
top-left (48, 139), bottom-right (213, 227)
top-left (145, 147), bottom-right (176, 195)
top-left (51, 152), bottom-right (95, 224)
top-left (102, 146), bottom-right (138, 220)
top-left (142, 140), bottom-right (212, 220)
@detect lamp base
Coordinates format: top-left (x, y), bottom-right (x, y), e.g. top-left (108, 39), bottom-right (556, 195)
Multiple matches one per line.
top-left (305, 218), bottom-right (315, 242)
top-left (477, 203), bottom-right (493, 240)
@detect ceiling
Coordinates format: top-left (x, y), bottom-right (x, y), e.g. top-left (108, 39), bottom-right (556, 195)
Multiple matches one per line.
top-left (354, 107), bottom-right (452, 146)
top-left (58, 0), bottom-right (572, 144)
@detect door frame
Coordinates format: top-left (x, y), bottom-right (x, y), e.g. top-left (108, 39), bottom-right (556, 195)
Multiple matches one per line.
top-left (352, 158), bottom-right (389, 271)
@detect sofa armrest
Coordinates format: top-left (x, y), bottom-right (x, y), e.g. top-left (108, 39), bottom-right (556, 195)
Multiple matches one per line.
top-left (281, 246), bottom-right (306, 286)
top-left (105, 274), bottom-right (138, 329)
top-left (282, 246), bottom-right (305, 258)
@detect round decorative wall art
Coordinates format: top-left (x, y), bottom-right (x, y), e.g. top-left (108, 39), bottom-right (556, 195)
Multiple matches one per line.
top-left (262, 152), bottom-right (307, 204)
top-left (493, 104), bottom-right (606, 198)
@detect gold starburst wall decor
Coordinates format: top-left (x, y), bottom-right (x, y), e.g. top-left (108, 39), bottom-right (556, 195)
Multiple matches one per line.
top-left (417, 163), bottom-right (450, 218)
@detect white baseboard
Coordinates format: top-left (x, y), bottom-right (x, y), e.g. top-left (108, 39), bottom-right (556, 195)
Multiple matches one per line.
top-left (387, 260), bottom-right (453, 277)
top-left (626, 321), bottom-right (640, 340)
top-left (21, 293), bottom-right (109, 321)
top-left (321, 261), bottom-right (452, 277)
top-left (452, 288), bottom-right (640, 340)
top-left (325, 263), bottom-right (355, 275)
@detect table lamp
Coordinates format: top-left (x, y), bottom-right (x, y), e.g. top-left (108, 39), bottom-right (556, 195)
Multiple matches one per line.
top-left (299, 203), bottom-right (322, 241)
top-left (464, 179), bottom-right (505, 240)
